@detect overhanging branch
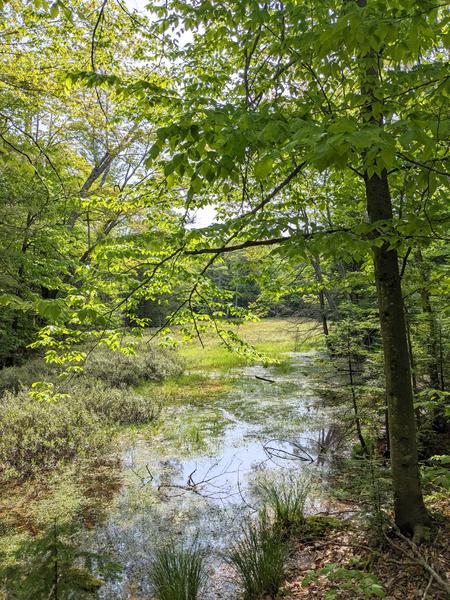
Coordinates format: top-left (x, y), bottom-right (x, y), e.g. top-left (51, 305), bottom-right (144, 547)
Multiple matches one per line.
top-left (185, 228), bottom-right (349, 256)
top-left (186, 236), bottom-right (291, 255)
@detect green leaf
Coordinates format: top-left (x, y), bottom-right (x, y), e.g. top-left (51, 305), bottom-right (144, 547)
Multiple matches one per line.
top-left (254, 156), bottom-right (273, 180)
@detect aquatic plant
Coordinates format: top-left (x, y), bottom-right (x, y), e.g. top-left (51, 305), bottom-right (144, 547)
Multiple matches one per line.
top-left (149, 542), bottom-right (207, 600)
top-left (226, 511), bottom-right (287, 599)
top-left (258, 473), bottom-right (310, 535)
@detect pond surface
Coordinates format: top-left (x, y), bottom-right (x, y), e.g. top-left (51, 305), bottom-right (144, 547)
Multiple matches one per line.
top-left (89, 351), bottom-right (344, 599)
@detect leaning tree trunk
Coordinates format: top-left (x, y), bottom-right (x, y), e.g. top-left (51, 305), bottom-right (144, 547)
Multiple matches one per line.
top-left (364, 171), bottom-right (429, 536)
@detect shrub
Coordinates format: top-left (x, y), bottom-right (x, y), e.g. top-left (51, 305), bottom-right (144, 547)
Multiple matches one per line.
top-left (1, 520), bottom-right (120, 599)
top-left (149, 542), bottom-right (207, 600)
top-left (0, 390), bottom-right (109, 481)
top-left (258, 473), bottom-right (309, 536)
top-left (0, 345), bottom-right (183, 393)
top-left (226, 511), bottom-right (287, 600)
top-left (83, 345), bottom-right (183, 387)
top-left (0, 358), bottom-right (55, 394)
top-left (0, 344), bottom-right (181, 482)
top-left (73, 380), bottom-right (161, 425)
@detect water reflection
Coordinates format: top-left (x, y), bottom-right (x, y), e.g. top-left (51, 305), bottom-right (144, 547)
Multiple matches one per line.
top-left (89, 352), bottom-right (344, 598)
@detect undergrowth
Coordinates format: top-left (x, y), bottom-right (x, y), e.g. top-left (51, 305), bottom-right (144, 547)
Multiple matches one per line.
top-left (0, 390), bottom-right (109, 481)
top-left (0, 345), bottom-right (182, 482)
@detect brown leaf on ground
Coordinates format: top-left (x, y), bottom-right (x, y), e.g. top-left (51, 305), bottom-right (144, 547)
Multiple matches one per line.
top-left (280, 503), bottom-right (450, 600)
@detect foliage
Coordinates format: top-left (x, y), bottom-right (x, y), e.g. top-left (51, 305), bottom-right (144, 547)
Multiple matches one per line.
top-left (72, 379), bottom-right (161, 425)
top-left (0, 0), bottom-right (449, 590)
top-left (0, 341), bottom-right (177, 481)
top-left (83, 345), bottom-right (183, 388)
top-left (0, 343), bottom-right (183, 395)
top-left (0, 351), bottom-right (170, 481)
top-left (149, 542), bottom-right (207, 600)
top-left (330, 456), bottom-right (391, 535)
top-left (0, 389), bottom-right (109, 481)
top-left (0, 358), bottom-right (56, 394)
top-left (302, 560), bottom-right (385, 599)
top-left (1, 520), bottom-right (119, 599)
top-left (421, 455), bottom-right (450, 495)
top-left (0, 0), bottom-right (179, 366)
top-left (225, 511), bottom-right (287, 599)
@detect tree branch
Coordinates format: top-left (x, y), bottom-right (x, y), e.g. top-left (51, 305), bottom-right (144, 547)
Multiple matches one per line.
top-left (186, 236), bottom-right (291, 255)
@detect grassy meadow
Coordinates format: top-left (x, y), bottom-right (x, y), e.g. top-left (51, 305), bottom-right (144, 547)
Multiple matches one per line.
top-left (178, 318), bottom-right (322, 372)
top-left (138, 318), bottom-right (322, 409)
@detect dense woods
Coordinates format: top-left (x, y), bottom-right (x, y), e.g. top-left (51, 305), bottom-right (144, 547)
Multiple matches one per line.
top-left (0, 0), bottom-right (449, 598)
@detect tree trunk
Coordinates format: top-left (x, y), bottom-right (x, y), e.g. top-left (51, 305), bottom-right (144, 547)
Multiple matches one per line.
top-left (347, 333), bottom-right (368, 455)
top-left (318, 289), bottom-right (329, 337)
top-left (415, 250), bottom-right (440, 389)
top-left (311, 255), bottom-right (330, 336)
top-left (357, 0), bottom-right (428, 536)
top-left (405, 306), bottom-right (418, 395)
top-left (364, 171), bottom-right (428, 535)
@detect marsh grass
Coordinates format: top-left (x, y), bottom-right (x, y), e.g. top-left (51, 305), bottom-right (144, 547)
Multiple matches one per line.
top-left (153, 319), bottom-right (322, 373)
top-left (259, 473), bottom-right (310, 536)
top-left (130, 319), bottom-right (322, 421)
top-left (149, 542), bottom-right (207, 600)
top-left (137, 374), bottom-right (231, 408)
top-left (225, 511), bottom-right (287, 600)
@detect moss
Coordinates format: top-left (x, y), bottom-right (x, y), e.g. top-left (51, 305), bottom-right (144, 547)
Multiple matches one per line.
top-left (298, 515), bottom-right (342, 541)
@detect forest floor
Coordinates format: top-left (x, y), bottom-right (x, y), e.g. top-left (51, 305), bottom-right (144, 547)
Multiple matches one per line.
top-left (282, 498), bottom-right (450, 599)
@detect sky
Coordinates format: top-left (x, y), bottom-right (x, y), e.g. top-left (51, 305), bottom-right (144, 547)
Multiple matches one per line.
top-left (190, 206), bottom-right (216, 228)
top-left (122, 0), bottom-right (215, 228)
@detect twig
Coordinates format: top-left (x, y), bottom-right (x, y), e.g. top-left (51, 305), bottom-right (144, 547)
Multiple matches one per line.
top-left (421, 574), bottom-right (433, 599)
top-left (255, 375), bottom-right (276, 383)
top-left (383, 530), bottom-right (450, 595)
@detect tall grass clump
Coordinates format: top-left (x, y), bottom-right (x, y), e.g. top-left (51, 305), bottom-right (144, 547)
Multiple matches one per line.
top-left (149, 542), bottom-right (207, 600)
top-left (226, 511), bottom-right (287, 600)
top-left (259, 473), bottom-right (310, 536)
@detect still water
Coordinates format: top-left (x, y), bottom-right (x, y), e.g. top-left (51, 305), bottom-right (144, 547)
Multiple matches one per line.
top-left (89, 352), bottom-right (343, 598)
